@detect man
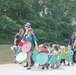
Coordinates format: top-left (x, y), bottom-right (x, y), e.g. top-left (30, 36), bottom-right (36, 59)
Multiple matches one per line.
top-left (69, 29), bottom-right (76, 63)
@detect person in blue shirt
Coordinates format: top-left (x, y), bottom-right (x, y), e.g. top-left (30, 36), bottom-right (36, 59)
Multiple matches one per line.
top-left (23, 28), bottom-right (38, 69)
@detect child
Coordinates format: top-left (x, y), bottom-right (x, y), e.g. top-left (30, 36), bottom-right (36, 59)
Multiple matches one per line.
top-left (60, 46), bottom-right (66, 66)
top-left (49, 44), bottom-right (60, 69)
top-left (66, 45), bottom-right (73, 66)
top-left (39, 44), bottom-right (49, 69)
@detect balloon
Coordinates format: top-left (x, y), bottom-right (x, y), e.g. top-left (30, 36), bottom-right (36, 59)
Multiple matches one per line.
top-left (32, 52), bottom-right (38, 62)
top-left (16, 52), bottom-right (27, 63)
top-left (49, 55), bottom-right (58, 64)
top-left (22, 41), bottom-right (32, 52)
top-left (36, 53), bottom-right (48, 65)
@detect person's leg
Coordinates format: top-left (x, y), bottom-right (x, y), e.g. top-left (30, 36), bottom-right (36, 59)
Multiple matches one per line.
top-left (27, 52), bottom-right (32, 69)
top-left (13, 47), bottom-right (18, 63)
top-left (73, 51), bottom-right (75, 63)
top-left (31, 54), bottom-right (35, 66)
top-left (74, 52), bottom-right (76, 62)
top-left (63, 59), bottom-right (65, 65)
top-left (60, 59), bottom-right (62, 65)
top-left (24, 53), bottom-right (35, 67)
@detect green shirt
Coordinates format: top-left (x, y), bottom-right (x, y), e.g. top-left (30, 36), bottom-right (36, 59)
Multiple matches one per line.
top-left (60, 50), bottom-right (66, 59)
top-left (23, 34), bottom-right (37, 51)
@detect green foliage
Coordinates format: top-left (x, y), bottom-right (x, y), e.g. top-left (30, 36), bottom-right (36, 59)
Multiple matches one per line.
top-left (0, 14), bottom-right (22, 44)
top-left (0, 0), bottom-right (76, 45)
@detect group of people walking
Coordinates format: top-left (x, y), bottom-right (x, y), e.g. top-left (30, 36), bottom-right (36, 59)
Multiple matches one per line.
top-left (12, 22), bottom-right (76, 70)
top-left (13, 22), bottom-right (38, 69)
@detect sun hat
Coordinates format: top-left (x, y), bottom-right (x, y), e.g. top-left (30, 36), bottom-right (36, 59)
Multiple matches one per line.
top-left (25, 22), bottom-right (31, 28)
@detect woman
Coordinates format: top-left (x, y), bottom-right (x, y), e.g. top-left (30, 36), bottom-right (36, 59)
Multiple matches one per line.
top-left (13, 29), bottom-right (24, 63)
top-left (14, 29), bottom-right (24, 46)
top-left (23, 28), bottom-right (38, 69)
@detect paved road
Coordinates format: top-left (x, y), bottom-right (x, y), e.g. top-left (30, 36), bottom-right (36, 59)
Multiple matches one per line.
top-left (0, 64), bottom-right (76, 75)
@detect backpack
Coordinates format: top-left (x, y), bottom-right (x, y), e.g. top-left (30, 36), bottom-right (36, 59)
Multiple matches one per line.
top-left (31, 35), bottom-right (35, 47)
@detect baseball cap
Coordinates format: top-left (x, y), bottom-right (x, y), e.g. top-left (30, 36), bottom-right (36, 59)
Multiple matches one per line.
top-left (25, 22), bottom-right (31, 28)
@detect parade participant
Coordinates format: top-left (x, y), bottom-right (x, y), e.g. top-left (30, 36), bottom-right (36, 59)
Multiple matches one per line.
top-left (13, 29), bottom-right (24, 63)
top-left (60, 46), bottom-right (66, 66)
top-left (69, 29), bottom-right (76, 63)
top-left (39, 44), bottom-right (49, 69)
top-left (66, 45), bottom-right (73, 66)
top-left (23, 28), bottom-right (38, 69)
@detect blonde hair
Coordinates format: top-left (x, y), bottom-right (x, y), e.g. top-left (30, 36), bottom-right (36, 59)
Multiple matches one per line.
top-left (39, 44), bottom-right (44, 50)
top-left (60, 46), bottom-right (65, 50)
top-left (68, 45), bottom-right (72, 49)
top-left (28, 28), bottom-right (33, 32)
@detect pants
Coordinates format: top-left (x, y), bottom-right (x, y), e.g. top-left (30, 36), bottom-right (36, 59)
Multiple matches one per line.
top-left (31, 55), bottom-right (35, 65)
top-left (73, 51), bottom-right (76, 63)
top-left (60, 59), bottom-right (65, 64)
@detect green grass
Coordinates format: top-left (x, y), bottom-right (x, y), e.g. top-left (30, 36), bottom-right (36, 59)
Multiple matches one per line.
top-left (0, 45), bottom-right (14, 64)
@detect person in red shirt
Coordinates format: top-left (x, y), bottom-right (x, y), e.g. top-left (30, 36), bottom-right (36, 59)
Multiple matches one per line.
top-left (39, 44), bottom-right (49, 69)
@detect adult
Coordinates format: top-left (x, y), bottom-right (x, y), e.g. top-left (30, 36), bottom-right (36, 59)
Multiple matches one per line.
top-left (14, 29), bottom-right (24, 46)
top-left (69, 29), bottom-right (76, 63)
top-left (24, 22), bottom-right (37, 67)
top-left (23, 28), bottom-right (38, 69)
top-left (13, 29), bottom-right (24, 63)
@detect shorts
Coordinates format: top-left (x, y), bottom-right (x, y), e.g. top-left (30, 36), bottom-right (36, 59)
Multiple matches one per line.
top-left (28, 49), bottom-right (34, 53)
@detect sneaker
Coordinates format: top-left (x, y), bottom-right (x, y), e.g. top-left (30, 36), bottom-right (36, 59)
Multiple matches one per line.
top-left (24, 63), bottom-right (28, 67)
top-left (46, 64), bottom-right (49, 69)
top-left (27, 67), bottom-right (31, 70)
top-left (67, 63), bottom-right (70, 66)
top-left (30, 64), bottom-right (34, 67)
top-left (24, 65), bottom-right (28, 67)
top-left (19, 63), bottom-right (22, 64)
top-left (41, 67), bottom-right (45, 69)
top-left (72, 63), bottom-right (73, 65)
top-left (14, 60), bottom-right (17, 64)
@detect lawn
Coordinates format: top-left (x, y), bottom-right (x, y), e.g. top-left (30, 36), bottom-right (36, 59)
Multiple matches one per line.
top-left (0, 45), bottom-right (14, 64)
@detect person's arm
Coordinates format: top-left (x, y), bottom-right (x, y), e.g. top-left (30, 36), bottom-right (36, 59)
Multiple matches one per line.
top-left (69, 35), bottom-right (74, 46)
top-left (14, 38), bottom-right (17, 46)
top-left (35, 41), bottom-right (39, 51)
top-left (14, 34), bottom-right (18, 46)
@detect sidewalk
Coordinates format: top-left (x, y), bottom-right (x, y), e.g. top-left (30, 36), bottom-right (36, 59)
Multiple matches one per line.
top-left (0, 64), bottom-right (76, 75)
